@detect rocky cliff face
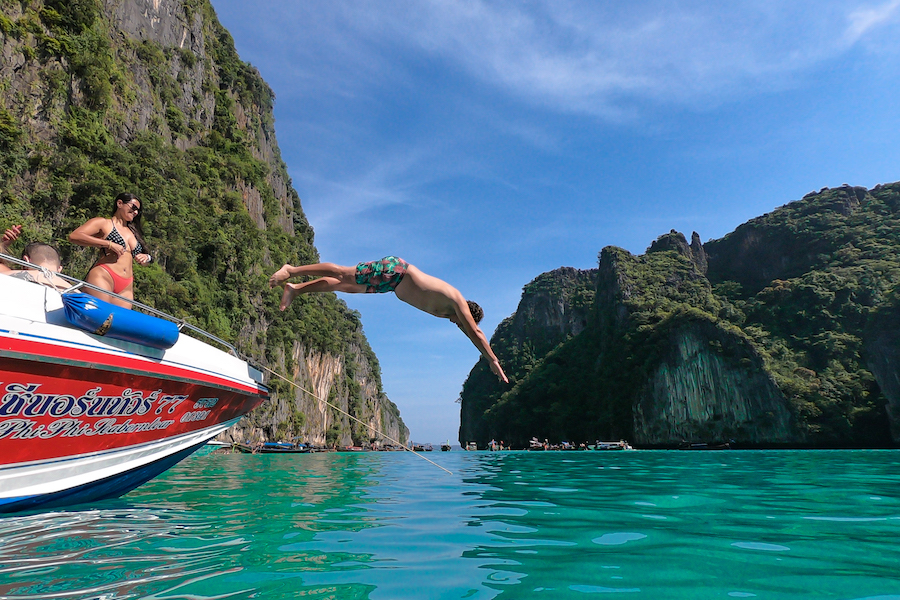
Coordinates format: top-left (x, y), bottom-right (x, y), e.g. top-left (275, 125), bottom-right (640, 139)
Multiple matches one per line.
top-left (605, 236), bottom-right (793, 446)
top-left (865, 298), bottom-right (900, 442)
top-left (0, 0), bottom-right (406, 446)
top-left (634, 321), bottom-right (793, 445)
top-left (458, 267), bottom-right (596, 443)
top-left (103, 0), bottom-right (294, 233)
top-left (503, 267), bottom-right (597, 346)
top-left (459, 186), bottom-right (900, 448)
top-left (704, 185), bottom-right (869, 294)
top-left (228, 339), bottom-right (405, 446)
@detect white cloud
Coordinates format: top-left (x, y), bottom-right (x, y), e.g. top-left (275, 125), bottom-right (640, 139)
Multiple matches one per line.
top-left (298, 149), bottom-right (438, 235)
top-left (845, 0), bottom-right (900, 43)
top-left (260, 0), bottom-right (898, 120)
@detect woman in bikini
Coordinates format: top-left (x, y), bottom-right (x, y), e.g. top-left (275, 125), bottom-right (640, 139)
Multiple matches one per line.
top-left (68, 192), bottom-right (152, 308)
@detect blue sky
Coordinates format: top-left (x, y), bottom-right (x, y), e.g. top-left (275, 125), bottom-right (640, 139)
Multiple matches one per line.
top-left (210, 0), bottom-right (900, 444)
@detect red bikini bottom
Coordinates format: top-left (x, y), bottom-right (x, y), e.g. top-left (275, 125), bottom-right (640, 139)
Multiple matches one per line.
top-left (96, 263), bottom-right (133, 294)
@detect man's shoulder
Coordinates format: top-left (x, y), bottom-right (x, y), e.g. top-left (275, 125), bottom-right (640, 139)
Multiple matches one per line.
top-left (8, 270), bottom-right (38, 282)
top-left (7, 269), bottom-right (68, 290)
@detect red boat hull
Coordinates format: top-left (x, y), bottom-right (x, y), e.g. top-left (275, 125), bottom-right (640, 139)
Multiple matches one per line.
top-left (0, 274), bottom-right (269, 512)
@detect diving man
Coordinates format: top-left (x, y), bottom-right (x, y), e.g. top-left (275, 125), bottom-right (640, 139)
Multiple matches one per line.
top-left (269, 257), bottom-right (508, 383)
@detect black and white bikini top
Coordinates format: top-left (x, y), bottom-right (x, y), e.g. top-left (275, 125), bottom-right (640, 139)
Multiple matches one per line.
top-left (105, 222), bottom-right (143, 257)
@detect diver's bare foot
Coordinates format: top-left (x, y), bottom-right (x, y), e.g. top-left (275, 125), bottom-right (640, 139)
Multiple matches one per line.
top-left (280, 283), bottom-right (299, 311)
top-left (269, 264), bottom-right (292, 288)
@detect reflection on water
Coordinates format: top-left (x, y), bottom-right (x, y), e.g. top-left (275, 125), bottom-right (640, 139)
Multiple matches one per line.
top-left (0, 506), bottom-right (251, 599)
top-left (1, 451), bottom-right (900, 599)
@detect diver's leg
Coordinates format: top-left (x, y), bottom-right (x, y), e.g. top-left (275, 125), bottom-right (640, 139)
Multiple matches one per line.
top-left (279, 276), bottom-right (367, 310)
top-left (269, 262), bottom-right (349, 287)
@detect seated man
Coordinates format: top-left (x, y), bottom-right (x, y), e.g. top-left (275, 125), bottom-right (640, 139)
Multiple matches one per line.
top-left (269, 257), bottom-right (508, 383)
top-left (1, 226), bottom-right (69, 291)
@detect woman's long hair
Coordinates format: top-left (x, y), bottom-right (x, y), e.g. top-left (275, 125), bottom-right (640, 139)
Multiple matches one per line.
top-left (111, 192), bottom-right (148, 251)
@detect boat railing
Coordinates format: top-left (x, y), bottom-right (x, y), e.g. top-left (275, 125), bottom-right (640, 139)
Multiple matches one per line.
top-left (1, 251), bottom-right (239, 356)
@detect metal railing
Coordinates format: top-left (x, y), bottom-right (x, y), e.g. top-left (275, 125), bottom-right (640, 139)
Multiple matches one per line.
top-left (1, 251), bottom-right (239, 356)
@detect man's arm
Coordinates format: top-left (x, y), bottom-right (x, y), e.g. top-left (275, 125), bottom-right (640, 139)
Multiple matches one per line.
top-left (0, 225), bottom-right (22, 274)
top-left (453, 301), bottom-right (509, 383)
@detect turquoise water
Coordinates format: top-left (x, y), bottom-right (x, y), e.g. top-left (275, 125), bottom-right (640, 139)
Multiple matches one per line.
top-left (2, 451), bottom-right (900, 599)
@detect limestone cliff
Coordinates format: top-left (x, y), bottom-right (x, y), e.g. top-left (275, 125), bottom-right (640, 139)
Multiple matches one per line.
top-left (635, 320), bottom-right (793, 445)
top-left (229, 337), bottom-right (405, 446)
top-left (603, 237), bottom-right (793, 446)
top-left (865, 297), bottom-right (900, 442)
top-left (459, 185), bottom-right (900, 448)
top-left (458, 267), bottom-right (596, 443)
top-left (0, 0), bottom-right (407, 446)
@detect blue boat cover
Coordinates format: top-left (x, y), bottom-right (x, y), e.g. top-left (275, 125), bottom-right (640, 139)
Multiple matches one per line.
top-left (61, 293), bottom-right (179, 349)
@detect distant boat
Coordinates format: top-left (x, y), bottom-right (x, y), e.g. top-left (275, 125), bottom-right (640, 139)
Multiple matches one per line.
top-left (592, 441), bottom-right (634, 451)
top-left (235, 442), bottom-right (310, 454)
top-left (0, 265), bottom-right (269, 513)
top-left (465, 441), bottom-right (477, 451)
top-left (678, 441), bottom-right (731, 450)
top-left (440, 443), bottom-right (451, 451)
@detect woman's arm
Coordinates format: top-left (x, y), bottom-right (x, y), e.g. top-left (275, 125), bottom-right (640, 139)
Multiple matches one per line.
top-left (69, 217), bottom-right (125, 256)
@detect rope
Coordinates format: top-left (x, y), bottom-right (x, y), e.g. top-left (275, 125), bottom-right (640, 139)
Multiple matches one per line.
top-left (260, 365), bottom-right (452, 475)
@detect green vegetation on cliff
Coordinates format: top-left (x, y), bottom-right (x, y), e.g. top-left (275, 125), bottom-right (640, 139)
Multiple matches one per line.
top-left (707, 185), bottom-right (899, 442)
top-left (460, 185), bottom-right (900, 448)
top-left (0, 0), bottom-right (405, 444)
top-left (459, 267), bottom-right (597, 443)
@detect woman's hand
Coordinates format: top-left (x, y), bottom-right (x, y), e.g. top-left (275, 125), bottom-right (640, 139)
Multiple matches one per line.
top-left (134, 253), bottom-right (152, 265)
top-left (106, 241), bottom-right (127, 257)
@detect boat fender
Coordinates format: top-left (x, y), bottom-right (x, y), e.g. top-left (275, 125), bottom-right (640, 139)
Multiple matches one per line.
top-left (61, 292), bottom-right (179, 349)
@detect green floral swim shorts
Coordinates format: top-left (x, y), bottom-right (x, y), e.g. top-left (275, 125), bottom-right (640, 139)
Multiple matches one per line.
top-left (355, 256), bottom-right (409, 293)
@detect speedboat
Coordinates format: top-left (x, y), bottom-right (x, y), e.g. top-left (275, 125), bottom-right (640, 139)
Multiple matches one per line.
top-left (234, 442), bottom-right (309, 454)
top-left (677, 441), bottom-right (731, 450)
top-left (528, 437), bottom-right (546, 451)
top-left (592, 441), bottom-right (634, 451)
top-left (0, 256), bottom-right (269, 512)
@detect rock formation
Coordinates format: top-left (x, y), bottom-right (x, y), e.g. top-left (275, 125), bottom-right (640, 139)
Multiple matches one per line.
top-left (460, 184), bottom-right (900, 448)
top-left (634, 320), bottom-right (792, 445)
top-left (865, 297), bottom-right (900, 441)
top-left (458, 267), bottom-right (596, 444)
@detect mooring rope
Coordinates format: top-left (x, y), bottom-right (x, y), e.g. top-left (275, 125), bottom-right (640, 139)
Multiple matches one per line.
top-left (260, 365), bottom-right (452, 475)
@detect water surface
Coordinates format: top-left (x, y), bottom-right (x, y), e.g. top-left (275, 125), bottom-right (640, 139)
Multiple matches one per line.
top-left (2, 450), bottom-right (900, 599)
